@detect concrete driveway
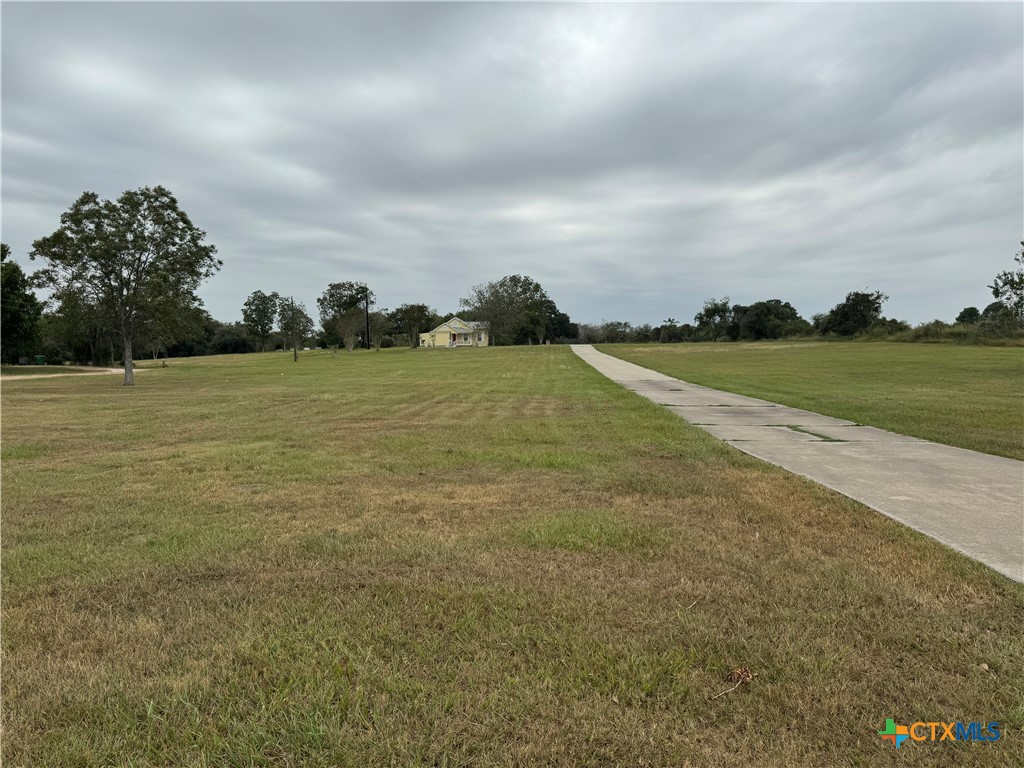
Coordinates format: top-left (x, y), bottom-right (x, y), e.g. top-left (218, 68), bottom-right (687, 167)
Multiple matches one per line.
top-left (0, 367), bottom-right (129, 381)
top-left (573, 344), bottom-right (1024, 583)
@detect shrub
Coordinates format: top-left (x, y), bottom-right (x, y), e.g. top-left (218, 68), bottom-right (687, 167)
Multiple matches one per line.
top-left (889, 317), bottom-right (1024, 345)
top-left (864, 317), bottom-right (911, 338)
top-left (977, 312), bottom-right (1024, 339)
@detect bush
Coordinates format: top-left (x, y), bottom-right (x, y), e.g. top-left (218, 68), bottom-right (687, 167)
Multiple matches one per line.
top-left (863, 317), bottom-right (911, 338)
top-left (781, 318), bottom-right (815, 338)
top-left (977, 312), bottom-right (1024, 339)
top-left (889, 317), bottom-right (1024, 345)
top-left (912, 320), bottom-right (948, 341)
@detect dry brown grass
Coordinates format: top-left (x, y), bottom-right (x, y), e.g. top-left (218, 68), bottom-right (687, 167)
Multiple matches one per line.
top-left (2, 347), bottom-right (1021, 766)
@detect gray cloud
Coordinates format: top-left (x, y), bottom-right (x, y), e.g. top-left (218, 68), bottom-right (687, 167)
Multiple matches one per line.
top-left (3, 2), bottom-right (1021, 325)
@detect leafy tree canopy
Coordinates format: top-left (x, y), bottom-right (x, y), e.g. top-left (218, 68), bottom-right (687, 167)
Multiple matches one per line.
top-left (982, 300), bottom-right (1011, 318)
top-left (390, 303), bottom-right (436, 348)
top-left (989, 241), bottom-right (1024, 320)
top-left (277, 297), bottom-right (314, 357)
top-left (694, 297), bottom-right (731, 341)
top-left (317, 282), bottom-right (373, 328)
top-left (317, 281), bottom-right (373, 348)
top-left (30, 186), bottom-right (220, 384)
top-left (818, 291), bottom-right (887, 337)
top-left (460, 275), bottom-right (571, 345)
top-left (242, 290), bottom-right (280, 350)
top-left (955, 306), bottom-right (981, 325)
top-left (728, 299), bottom-right (805, 341)
top-left (1, 243), bottom-right (43, 363)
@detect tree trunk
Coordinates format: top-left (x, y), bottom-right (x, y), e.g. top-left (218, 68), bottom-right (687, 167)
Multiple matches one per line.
top-left (364, 294), bottom-right (370, 350)
top-left (123, 337), bottom-right (135, 386)
top-left (293, 345), bottom-right (298, 362)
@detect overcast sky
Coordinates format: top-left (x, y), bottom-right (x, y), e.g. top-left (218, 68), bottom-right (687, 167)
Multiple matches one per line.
top-left (3, 2), bottom-right (1021, 326)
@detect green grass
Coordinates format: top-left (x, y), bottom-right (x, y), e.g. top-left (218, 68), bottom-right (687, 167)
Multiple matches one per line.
top-left (3, 347), bottom-right (1022, 766)
top-left (599, 341), bottom-right (1024, 459)
top-left (516, 509), bottom-right (657, 553)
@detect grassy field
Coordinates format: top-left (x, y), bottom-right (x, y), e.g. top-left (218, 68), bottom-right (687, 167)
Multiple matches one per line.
top-left (2, 347), bottom-right (1022, 766)
top-left (599, 341), bottom-right (1024, 460)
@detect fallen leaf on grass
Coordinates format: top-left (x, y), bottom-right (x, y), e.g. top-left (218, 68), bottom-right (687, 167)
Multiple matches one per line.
top-left (710, 667), bottom-right (758, 700)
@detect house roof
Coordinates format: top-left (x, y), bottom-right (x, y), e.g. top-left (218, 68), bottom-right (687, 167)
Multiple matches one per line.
top-left (425, 317), bottom-right (487, 334)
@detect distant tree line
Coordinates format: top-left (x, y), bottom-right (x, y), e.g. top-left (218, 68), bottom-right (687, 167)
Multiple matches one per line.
top-left (5, 187), bottom-right (1023, 378)
top-left (579, 292), bottom-right (886, 344)
top-left (577, 275), bottom-right (1024, 345)
top-left (232, 274), bottom-right (580, 361)
top-left (3, 188), bottom-right (580, 373)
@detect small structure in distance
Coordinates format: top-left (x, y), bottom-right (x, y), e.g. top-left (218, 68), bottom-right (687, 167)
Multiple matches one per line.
top-left (420, 317), bottom-right (489, 348)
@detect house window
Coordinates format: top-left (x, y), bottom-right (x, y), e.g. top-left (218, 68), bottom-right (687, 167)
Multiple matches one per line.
top-left (477, 334), bottom-right (482, 342)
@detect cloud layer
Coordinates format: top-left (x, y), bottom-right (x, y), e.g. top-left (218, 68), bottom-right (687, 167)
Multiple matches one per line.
top-left (3, 2), bottom-right (1021, 325)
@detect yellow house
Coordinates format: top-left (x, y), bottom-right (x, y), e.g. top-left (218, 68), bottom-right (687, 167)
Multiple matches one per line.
top-left (420, 317), bottom-right (489, 348)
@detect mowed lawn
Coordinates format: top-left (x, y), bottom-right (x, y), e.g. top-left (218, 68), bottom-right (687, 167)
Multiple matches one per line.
top-left (600, 341), bottom-right (1024, 460)
top-left (2, 347), bottom-right (1021, 766)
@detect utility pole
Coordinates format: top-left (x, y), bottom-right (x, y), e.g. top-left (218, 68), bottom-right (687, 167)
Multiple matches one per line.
top-left (291, 296), bottom-right (298, 362)
top-left (364, 287), bottom-right (370, 349)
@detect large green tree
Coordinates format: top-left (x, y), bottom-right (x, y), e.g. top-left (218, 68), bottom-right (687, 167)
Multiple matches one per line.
top-left (31, 187), bottom-right (220, 384)
top-left (137, 293), bottom-right (209, 360)
top-left (817, 291), bottom-right (887, 337)
top-left (337, 306), bottom-right (364, 353)
top-left (728, 299), bottom-right (806, 341)
top-left (693, 297), bottom-right (732, 341)
top-left (524, 296), bottom-right (576, 344)
top-left (460, 275), bottom-right (565, 345)
top-left (989, 242), bottom-right (1024, 320)
top-left (41, 287), bottom-right (117, 365)
top-left (955, 307), bottom-right (981, 325)
top-left (317, 281), bottom-right (373, 348)
top-left (277, 297), bottom-right (314, 362)
top-left (1, 243), bottom-right (43, 363)
top-left (242, 290), bottom-right (280, 351)
top-left (367, 310), bottom-right (391, 351)
top-left (390, 303), bottom-right (435, 348)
